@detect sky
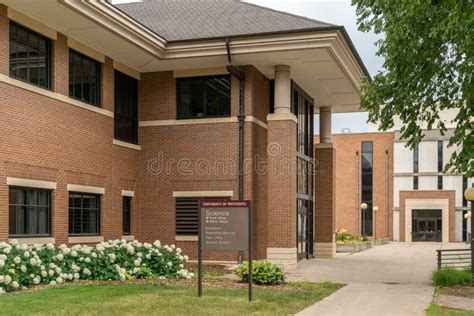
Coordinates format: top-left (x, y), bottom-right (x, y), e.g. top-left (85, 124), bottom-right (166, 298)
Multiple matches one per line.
top-left (112, 0), bottom-right (384, 133)
top-left (245, 0), bottom-right (384, 133)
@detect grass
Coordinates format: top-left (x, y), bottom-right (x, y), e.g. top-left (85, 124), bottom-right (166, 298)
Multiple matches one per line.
top-left (0, 281), bottom-right (342, 315)
top-left (426, 303), bottom-right (474, 315)
top-left (432, 268), bottom-right (472, 287)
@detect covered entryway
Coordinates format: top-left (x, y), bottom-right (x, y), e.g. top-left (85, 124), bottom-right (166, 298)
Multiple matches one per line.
top-left (412, 209), bottom-right (442, 242)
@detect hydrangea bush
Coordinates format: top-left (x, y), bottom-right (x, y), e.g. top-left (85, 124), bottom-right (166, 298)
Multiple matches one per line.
top-left (0, 239), bottom-right (193, 295)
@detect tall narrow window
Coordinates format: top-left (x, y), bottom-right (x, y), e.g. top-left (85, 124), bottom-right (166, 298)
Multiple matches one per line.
top-left (463, 176), bottom-right (468, 207)
top-left (9, 22), bottom-right (51, 89)
top-left (438, 140), bottom-right (443, 173)
top-left (413, 143), bottom-right (419, 174)
top-left (437, 175), bottom-right (443, 190)
top-left (414, 176), bottom-right (419, 190)
top-left (361, 141), bottom-right (373, 236)
top-left (115, 71), bottom-right (138, 144)
top-left (123, 196), bottom-right (131, 236)
top-left (9, 187), bottom-right (51, 237)
top-left (69, 50), bottom-right (101, 106)
top-left (69, 193), bottom-right (100, 235)
top-left (177, 75), bottom-right (231, 119)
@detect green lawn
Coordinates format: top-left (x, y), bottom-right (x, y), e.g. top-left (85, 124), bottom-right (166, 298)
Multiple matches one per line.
top-left (427, 303), bottom-right (474, 316)
top-left (0, 281), bottom-right (342, 315)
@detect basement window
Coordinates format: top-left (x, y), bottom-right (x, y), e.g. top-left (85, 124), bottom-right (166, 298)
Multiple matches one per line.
top-left (176, 75), bottom-right (231, 119)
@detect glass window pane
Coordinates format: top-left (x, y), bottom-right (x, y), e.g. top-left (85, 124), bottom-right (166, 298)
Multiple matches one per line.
top-left (28, 207), bottom-right (38, 234)
top-left (9, 22), bottom-right (51, 89)
top-left (69, 50), bottom-right (101, 106)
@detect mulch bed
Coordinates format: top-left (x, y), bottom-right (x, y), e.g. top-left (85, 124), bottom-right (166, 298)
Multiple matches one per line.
top-left (440, 286), bottom-right (474, 299)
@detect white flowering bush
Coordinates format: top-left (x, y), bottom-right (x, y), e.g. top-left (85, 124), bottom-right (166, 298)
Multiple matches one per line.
top-left (0, 239), bottom-right (192, 294)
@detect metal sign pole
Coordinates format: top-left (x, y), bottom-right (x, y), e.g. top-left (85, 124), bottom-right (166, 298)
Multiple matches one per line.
top-left (248, 201), bottom-right (253, 302)
top-left (198, 205), bottom-right (203, 297)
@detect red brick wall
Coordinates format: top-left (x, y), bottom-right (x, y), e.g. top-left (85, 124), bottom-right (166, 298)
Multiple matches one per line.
top-left (0, 10), bottom-right (139, 243)
top-left (0, 5), bottom-right (8, 75)
top-left (136, 66), bottom-right (271, 260)
top-left (314, 146), bottom-right (336, 243)
top-left (320, 132), bottom-right (394, 239)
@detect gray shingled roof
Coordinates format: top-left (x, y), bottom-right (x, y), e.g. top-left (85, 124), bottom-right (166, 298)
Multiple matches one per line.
top-left (114, 0), bottom-right (335, 42)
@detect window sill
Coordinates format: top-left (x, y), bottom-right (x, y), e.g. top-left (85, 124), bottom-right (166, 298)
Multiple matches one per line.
top-left (175, 235), bottom-right (198, 242)
top-left (0, 74), bottom-right (113, 118)
top-left (121, 235), bottom-right (135, 241)
top-left (9, 237), bottom-right (55, 245)
top-left (113, 139), bottom-right (141, 151)
top-left (68, 236), bottom-right (104, 244)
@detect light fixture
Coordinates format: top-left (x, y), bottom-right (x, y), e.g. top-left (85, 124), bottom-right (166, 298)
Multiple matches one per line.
top-left (361, 203), bottom-right (368, 210)
top-left (465, 187), bottom-right (474, 202)
top-left (464, 212), bottom-right (471, 219)
top-left (373, 206), bottom-right (379, 212)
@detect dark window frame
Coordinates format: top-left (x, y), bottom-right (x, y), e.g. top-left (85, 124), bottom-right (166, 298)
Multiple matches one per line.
top-left (361, 141), bottom-right (374, 236)
top-left (9, 186), bottom-right (52, 237)
top-left (413, 144), bottom-right (419, 174)
top-left (68, 192), bottom-right (101, 236)
top-left (414, 176), bottom-right (419, 190)
top-left (9, 21), bottom-right (52, 90)
top-left (176, 75), bottom-right (231, 119)
top-left (438, 140), bottom-right (443, 173)
top-left (463, 176), bottom-right (468, 207)
top-left (437, 175), bottom-right (443, 190)
top-left (69, 49), bottom-right (101, 107)
top-left (123, 196), bottom-right (132, 236)
top-left (114, 70), bottom-right (138, 144)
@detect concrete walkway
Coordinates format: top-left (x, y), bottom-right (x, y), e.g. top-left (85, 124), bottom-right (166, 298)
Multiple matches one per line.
top-left (289, 242), bottom-right (466, 316)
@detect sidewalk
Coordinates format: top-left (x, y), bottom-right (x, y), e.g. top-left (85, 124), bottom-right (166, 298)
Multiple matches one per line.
top-left (289, 242), bottom-right (465, 315)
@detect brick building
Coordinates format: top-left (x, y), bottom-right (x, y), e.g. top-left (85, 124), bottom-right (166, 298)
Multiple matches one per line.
top-left (0, 0), bottom-right (369, 268)
top-left (326, 110), bottom-right (472, 244)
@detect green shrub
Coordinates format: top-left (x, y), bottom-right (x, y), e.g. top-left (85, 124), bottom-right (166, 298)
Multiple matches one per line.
top-left (234, 261), bottom-right (285, 285)
top-left (432, 268), bottom-right (472, 286)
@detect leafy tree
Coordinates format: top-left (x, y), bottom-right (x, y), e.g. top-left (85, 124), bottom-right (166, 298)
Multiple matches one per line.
top-left (352, 0), bottom-right (473, 177)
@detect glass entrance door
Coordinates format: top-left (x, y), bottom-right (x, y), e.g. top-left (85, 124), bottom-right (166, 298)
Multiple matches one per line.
top-left (412, 209), bottom-right (442, 242)
top-left (298, 200), bottom-right (308, 260)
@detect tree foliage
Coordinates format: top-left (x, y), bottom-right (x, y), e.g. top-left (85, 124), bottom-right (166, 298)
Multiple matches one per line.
top-left (352, 0), bottom-right (473, 177)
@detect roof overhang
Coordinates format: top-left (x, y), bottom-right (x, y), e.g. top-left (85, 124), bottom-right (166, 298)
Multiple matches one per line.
top-left (1, 0), bottom-right (370, 113)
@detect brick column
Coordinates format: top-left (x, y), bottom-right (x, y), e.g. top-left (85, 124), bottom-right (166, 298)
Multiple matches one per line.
top-left (0, 5), bottom-right (9, 76)
top-left (53, 34), bottom-right (69, 95)
top-left (314, 144), bottom-right (336, 258)
top-left (266, 114), bottom-right (297, 269)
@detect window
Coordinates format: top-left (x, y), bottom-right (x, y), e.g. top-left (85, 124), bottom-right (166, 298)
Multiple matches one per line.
top-left (437, 175), bottom-right (443, 190)
top-left (175, 197), bottom-right (228, 236)
top-left (9, 22), bottom-right (51, 89)
top-left (69, 193), bottom-right (100, 235)
top-left (177, 75), bottom-right (231, 119)
top-left (413, 144), bottom-right (419, 174)
top-left (438, 140), bottom-right (443, 173)
top-left (414, 176), bottom-right (419, 190)
top-left (463, 176), bottom-right (468, 207)
top-left (114, 71), bottom-right (138, 144)
top-left (123, 196), bottom-right (131, 235)
top-left (69, 50), bottom-right (101, 106)
top-left (361, 141), bottom-right (373, 236)
top-left (9, 187), bottom-right (51, 237)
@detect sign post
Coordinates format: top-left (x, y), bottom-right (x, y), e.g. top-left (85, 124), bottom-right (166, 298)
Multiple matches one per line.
top-left (198, 200), bottom-right (252, 301)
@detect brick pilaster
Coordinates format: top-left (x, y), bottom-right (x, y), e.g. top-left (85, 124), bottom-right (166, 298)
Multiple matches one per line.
top-left (314, 144), bottom-right (336, 257)
top-left (53, 33), bottom-right (69, 95)
top-left (266, 115), bottom-right (297, 268)
top-left (0, 5), bottom-right (9, 76)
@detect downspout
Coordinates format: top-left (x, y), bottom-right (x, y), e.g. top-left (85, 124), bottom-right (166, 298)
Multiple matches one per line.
top-left (225, 38), bottom-right (245, 200)
top-left (355, 150), bottom-right (359, 236)
top-left (385, 150), bottom-right (389, 238)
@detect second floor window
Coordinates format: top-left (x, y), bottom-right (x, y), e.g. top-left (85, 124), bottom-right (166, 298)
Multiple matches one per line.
top-left (177, 75), bottom-right (231, 119)
top-left (9, 22), bottom-right (52, 90)
top-left (115, 71), bottom-right (138, 144)
top-left (123, 196), bottom-right (132, 236)
top-left (69, 50), bottom-right (101, 107)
